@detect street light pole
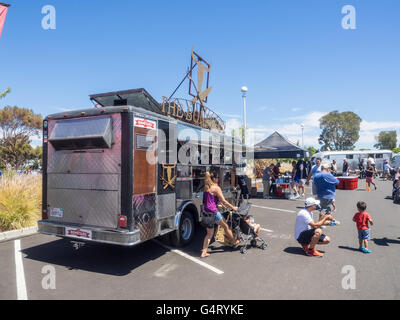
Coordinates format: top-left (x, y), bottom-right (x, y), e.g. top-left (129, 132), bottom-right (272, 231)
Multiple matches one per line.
top-left (241, 86), bottom-right (248, 145)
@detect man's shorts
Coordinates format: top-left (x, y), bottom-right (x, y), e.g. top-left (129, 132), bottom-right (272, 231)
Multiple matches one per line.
top-left (358, 229), bottom-right (370, 240)
top-left (297, 229), bottom-right (326, 245)
top-left (366, 176), bottom-right (374, 183)
top-left (319, 198), bottom-right (333, 215)
top-left (312, 183), bottom-right (317, 195)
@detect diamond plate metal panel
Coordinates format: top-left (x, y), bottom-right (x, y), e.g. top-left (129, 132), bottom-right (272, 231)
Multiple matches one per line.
top-left (156, 193), bottom-right (176, 219)
top-left (47, 114), bottom-right (121, 174)
top-left (46, 113), bottom-right (122, 230)
top-left (133, 194), bottom-right (157, 242)
top-left (47, 189), bottom-right (120, 229)
top-left (48, 173), bottom-right (119, 191)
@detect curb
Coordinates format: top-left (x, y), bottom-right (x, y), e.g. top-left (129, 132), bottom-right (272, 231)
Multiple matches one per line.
top-left (0, 226), bottom-right (38, 243)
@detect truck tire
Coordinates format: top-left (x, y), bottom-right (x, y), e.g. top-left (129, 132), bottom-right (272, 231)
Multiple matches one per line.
top-left (170, 210), bottom-right (195, 247)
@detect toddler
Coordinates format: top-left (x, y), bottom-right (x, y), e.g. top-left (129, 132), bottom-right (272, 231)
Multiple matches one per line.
top-left (352, 201), bottom-right (373, 253)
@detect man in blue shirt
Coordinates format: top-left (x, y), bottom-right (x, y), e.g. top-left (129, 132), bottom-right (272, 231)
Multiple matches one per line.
top-left (314, 160), bottom-right (340, 226)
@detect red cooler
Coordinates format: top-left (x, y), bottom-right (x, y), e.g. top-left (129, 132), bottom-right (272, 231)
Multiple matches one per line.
top-left (344, 177), bottom-right (358, 190)
top-left (336, 178), bottom-right (345, 190)
top-left (337, 176), bottom-right (358, 190)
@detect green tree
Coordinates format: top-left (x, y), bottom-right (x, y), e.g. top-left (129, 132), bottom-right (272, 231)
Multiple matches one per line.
top-left (392, 147), bottom-right (400, 154)
top-left (231, 125), bottom-right (245, 143)
top-left (29, 146), bottom-right (42, 170)
top-left (318, 111), bottom-right (362, 151)
top-left (0, 106), bottom-right (43, 169)
top-left (374, 130), bottom-right (397, 150)
top-left (307, 146), bottom-right (318, 156)
top-left (0, 87), bottom-right (11, 99)
top-left (0, 135), bottom-right (33, 169)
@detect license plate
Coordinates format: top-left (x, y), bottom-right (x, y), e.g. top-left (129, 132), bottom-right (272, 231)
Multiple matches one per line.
top-left (65, 227), bottom-right (92, 240)
top-left (50, 207), bottom-right (63, 218)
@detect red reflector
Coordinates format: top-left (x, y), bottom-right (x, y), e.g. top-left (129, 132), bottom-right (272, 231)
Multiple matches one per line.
top-left (118, 216), bottom-right (127, 228)
top-left (42, 210), bottom-right (48, 220)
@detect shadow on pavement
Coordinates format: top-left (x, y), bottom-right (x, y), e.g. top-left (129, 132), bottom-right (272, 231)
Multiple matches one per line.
top-left (372, 237), bottom-right (400, 246)
top-left (185, 225), bottom-right (240, 256)
top-left (338, 245), bottom-right (361, 252)
top-left (283, 247), bottom-right (307, 256)
top-left (22, 237), bottom-right (169, 276)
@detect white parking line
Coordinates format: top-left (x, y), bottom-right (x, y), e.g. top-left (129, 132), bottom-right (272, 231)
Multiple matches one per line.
top-left (14, 240), bottom-right (28, 300)
top-left (253, 204), bottom-right (296, 213)
top-left (153, 240), bottom-right (224, 275)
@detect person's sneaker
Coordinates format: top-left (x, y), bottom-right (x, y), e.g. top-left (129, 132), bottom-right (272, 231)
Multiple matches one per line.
top-left (333, 219), bottom-right (340, 225)
top-left (301, 244), bottom-right (309, 253)
top-left (307, 248), bottom-right (324, 257)
top-left (321, 225), bottom-right (327, 229)
top-left (294, 194), bottom-right (300, 199)
top-left (359, 247), bottom-right (364, 251)
top-left (362, 248), bottom-right (371, 254)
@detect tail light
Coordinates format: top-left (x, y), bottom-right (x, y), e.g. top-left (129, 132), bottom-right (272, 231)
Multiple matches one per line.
top-left (118, 215), bottom-right (127, 228)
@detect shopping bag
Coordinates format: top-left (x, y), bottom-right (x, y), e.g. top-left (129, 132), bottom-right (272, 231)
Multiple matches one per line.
top-left (215, 225), bottom-right (226, 243)
top-left (215, 213), bottom-right (233, 244)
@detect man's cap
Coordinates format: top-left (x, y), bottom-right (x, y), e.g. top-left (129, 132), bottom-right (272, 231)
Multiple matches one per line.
top-left (321, 160), bottom-right (331, 169)
top-left (305, 197), bottom-right (320, 207)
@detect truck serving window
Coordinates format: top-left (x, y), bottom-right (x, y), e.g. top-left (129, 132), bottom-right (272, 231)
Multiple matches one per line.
top-left (49, 116), bottom-right (113, 150)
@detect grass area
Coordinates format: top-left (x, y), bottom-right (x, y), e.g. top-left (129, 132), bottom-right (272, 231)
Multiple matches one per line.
top-left (0, 173), bottom-right (42, 232)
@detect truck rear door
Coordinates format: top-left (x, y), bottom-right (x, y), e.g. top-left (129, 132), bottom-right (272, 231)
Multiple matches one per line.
top-left (45, 113), bottom-right (122, 229)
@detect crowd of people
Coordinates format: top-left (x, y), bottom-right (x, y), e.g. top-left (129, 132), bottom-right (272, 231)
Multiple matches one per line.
top-left (294, 158), bottom-right (377, 257)
top-left (200, 155), bottom-right (400, 258)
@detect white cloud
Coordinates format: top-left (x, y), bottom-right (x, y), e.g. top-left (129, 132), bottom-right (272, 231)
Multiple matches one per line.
top-left (223, 113), bottom-right (241, 119)
top-left (256, 106), bottom-right (275, 112)
top-left (360, 120), bottom-right (400, 131)
top-left (254, 110), bottom-right (400, 148)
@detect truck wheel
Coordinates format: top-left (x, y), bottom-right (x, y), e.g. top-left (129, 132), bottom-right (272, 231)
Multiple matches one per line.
top-left (170, 211), bottom-right (195, 247)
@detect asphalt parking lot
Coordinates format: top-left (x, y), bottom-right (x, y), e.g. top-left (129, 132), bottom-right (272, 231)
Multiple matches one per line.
top-left (1, 178), bottom-right (400, 300)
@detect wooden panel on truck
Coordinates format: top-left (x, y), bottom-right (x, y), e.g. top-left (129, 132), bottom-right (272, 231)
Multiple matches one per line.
top-left (133, 126), bottom-right (156, 195)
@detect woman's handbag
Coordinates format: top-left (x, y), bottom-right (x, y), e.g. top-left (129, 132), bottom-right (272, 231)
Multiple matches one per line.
top-left (201, 212), bottom-right (216, 229)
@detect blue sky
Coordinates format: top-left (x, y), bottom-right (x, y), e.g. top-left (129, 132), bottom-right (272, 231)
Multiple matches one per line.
top-left (0, 0), bottom-right (399, 149)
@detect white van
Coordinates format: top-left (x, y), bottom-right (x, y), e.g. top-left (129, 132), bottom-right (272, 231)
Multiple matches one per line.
top-left (391, 154), bottom-right (400, 171)
top-left (312, 150), bottom-right (392, 174)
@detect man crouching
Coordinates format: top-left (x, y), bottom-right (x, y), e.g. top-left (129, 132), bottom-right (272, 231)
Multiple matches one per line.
top-left (294, 197), bottom-right (333, 257)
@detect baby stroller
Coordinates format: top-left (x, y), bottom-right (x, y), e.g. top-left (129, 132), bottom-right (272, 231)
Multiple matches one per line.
top-left (223, 202), bottom-right (267, 254)
top-left (393, 180), bottom-right (400, 204)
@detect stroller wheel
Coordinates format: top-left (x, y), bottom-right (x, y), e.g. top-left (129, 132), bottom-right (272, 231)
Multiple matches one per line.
top-left (240, 247), bottom-right (247, 254)
top-left (261, 243), bottom-right (267, 250)
top-left (251, 239), bottom-right (257, 247)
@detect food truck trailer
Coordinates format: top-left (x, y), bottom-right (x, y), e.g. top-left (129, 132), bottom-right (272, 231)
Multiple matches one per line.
top-left (38, 88), bottom-right (244, 247)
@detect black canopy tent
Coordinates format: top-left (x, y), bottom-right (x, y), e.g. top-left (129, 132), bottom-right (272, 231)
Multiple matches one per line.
top-left (254, 131), bottom-right (310, 159)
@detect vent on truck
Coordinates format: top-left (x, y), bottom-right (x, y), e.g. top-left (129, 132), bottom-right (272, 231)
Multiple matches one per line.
top-left (49, 116), bottom-right (113, 150)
